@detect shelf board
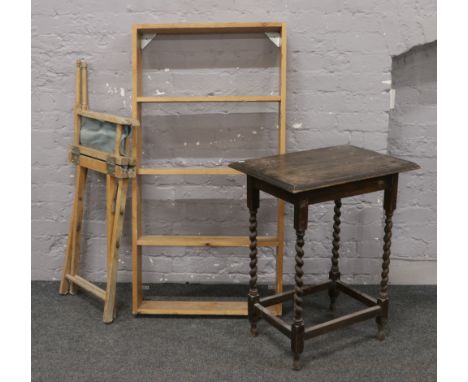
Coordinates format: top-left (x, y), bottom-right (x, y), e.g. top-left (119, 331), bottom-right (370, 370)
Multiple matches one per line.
top-left (137, 235), bottom-right (279, 247)
top-left (135, 22), bottom-right (283, 34)
top-left (136, 95), bottom-right (281, 103)
top-left (138, 168), bottom-right (241, 175)
top-left (138, 300), bottom-right (248, 315)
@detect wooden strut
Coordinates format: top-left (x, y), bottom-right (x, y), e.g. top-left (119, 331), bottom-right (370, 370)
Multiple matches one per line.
top-left (131, 22), bottom-right (288, 317)
top-left (59, 60), bottom-right (134, 323)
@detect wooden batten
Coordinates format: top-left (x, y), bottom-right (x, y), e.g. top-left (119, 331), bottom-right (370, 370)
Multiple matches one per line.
top-left (136, 95), bottom-right (280, 103)
top-left (137, 235), bottom-right (279, 247)
top-left (138, 300), bottom-right (248, 316)
top-left (134, 22), bottom-right (283, 34)
top-left (66, 274), bottom-right (106, 301)
top-left (137, 167), bottom-right (240, 175)
top-left (77, 109), bottom-right (139, 126)
top-left (81, 62), bottom-right (88, 110)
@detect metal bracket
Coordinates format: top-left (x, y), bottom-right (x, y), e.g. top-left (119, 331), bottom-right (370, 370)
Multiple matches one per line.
top-left (126, 167), bottom-right (136, 178)
top-left (265, 32), bottom-right (281, 47)
top-left (140, 33), bottom-right (157, 49)
top-left (71, 146), bottom-right (80, 165)
top-left (106, 156), bottom-right (116, 176)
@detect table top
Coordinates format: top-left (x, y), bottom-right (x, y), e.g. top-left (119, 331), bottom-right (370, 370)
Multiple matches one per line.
top-left (229, 145), bottom-right (420, 194)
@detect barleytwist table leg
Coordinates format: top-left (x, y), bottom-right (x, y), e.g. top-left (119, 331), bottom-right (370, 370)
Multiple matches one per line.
top-left (328, 199), bottom-right (342, 311)
top-left (248, 208), bottom-right (259, 336)
top-left (377, 210), bottom-right (393, 341)
top-left (292, 229), bottom-right (305, 370)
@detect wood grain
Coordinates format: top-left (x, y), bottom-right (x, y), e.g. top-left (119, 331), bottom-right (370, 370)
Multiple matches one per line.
top-left (137, 235), bottom-right (279, 247)
top-left (138, 300), bottom-right (248, 315)
top-left (136, 95), bottom-right (280, 103)
top-left (230, 145), bottom-right (420, 193)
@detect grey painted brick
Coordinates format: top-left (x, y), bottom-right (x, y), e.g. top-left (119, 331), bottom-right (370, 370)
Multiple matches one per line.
top-left (388, 42), bottom-right (437, 266)
top-left (32, 0), bottom-right (436, 285)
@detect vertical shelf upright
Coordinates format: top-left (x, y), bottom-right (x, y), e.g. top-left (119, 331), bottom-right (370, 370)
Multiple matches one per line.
top-left (131, 22), bottom-right (287, 316)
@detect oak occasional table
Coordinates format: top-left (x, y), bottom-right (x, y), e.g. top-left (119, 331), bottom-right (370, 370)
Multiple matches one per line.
top-left (229, 145), bottom-right (420, 370)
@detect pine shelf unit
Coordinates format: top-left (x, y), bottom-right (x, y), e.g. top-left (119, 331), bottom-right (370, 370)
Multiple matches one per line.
top-left (131, 22), bottom-right (287, 316)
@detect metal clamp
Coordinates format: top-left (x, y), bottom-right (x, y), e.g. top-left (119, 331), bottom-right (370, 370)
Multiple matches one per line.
top-left (106, 156), bottom-right (116, 176)
top-left (71, 146), bottom-right (80, 165)
top-left (126, 166), bottom-right (136, 178)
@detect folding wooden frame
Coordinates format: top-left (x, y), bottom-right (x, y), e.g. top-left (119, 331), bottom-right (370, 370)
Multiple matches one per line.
top-left (59, 60), bottom-right (139, 323)
top-left (131, 22), bottom-right (287, 316)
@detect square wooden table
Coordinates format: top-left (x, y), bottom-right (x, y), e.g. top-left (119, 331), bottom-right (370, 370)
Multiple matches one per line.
top-left (229, 145), bottom-right (419, 370)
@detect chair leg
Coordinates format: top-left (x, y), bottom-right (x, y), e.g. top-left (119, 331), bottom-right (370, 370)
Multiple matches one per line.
top-left (292, 228), bottom-right (305, 370)
top-left (106, 175), bottom-right (116, 266)
top-left (68, 166), bottom-right (88, 295)
top-left (248, 207), bottom-right (259, 336)
top-left (106, 175), bottom-right (117, 321)
top-left (291, 198), bottom-right (308, 371)
top-left (59, 199), bottom-right (76, 294)
top-left (328, 199), bottom-right (342, 311)
top-left (376, 175), bottom-right (398, 341)
top-left (247, 177), bottom-right (260, 336)
top-left (103, 179), bottom-right (128, 323)
top-left (376, 209), bottom-right (393, 340)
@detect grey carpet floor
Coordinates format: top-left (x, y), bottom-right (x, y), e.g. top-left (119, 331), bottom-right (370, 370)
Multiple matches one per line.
top-left (32, 282), bottom-right (436, 382)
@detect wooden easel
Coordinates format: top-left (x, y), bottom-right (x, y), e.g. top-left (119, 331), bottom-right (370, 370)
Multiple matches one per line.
top-left (59, 60), bottom-right (139, 323)
top-left (131, 23), bottom-right (287, 316)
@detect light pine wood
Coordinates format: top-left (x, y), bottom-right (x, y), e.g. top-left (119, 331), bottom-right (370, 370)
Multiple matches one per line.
top-left (106, 175), bottom-right (115, 266)
top-left (75, 60), bottom-right (82, 109)
top-left (65, 275), bottom-right (106, 301)
top-left (114, 124), bottom-right (123, 156)
top-left (60, 59), bottom-right (86, 295)
top-left (59, 198), bottom-right (76, 294)
top-left (107, 175), bottom-right (118, 320)
top-left (70, 145), bottom-right (135, 166)
top-left (137, 95), bottom-right (280, 103)
top-left (77, 109), bottom-right (138, 126)
top-left (73, 60), bottom-right (82, 145)
top-left (274, 23), bottom-right (287, 315)
top-left (134, 22), bottom-right (282, 34)
top-left (138, 167), bottom-right (241, 175)
top-left (137, 235), bottom-right (279, 247)
top-left (103, 179), bottom-right (129, 323)
top-left (131, 22), bottom-right (287, 316)
top-left (69, 166), bottom-right (88, 295)
top-left (69, 153), bottom-right (134, 178)
top-left (132, 25), bottom-right (143, 314)
top-left (61, 60), bottom-right (136, 323)
top-left (138, 300), bottom-right (248, 315)
top-left (81, 62), bottom-right (88, 110)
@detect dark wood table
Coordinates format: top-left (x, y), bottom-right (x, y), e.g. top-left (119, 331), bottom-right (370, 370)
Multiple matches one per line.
top-left (229, 145), bottom-right (419, 370)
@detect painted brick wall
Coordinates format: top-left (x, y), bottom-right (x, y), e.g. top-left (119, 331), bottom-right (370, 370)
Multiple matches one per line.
top-left (388, 42), bottom-right (437, 283)
top-left (32, 0), bottom-right (437, 285)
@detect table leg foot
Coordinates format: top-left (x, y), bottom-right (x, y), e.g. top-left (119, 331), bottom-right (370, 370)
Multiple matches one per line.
top-left (376, 316), bottom-right (385, 341)
top-left (250, 323), bottom-right (258, 337)
top-left (328, 283), bottom-right (338, 312)
top-left (292, 354), bottom-right (301, 370)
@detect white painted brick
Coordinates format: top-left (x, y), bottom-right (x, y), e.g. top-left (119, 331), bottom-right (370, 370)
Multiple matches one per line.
top-left (32, 0), bottom-right (437, 284)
